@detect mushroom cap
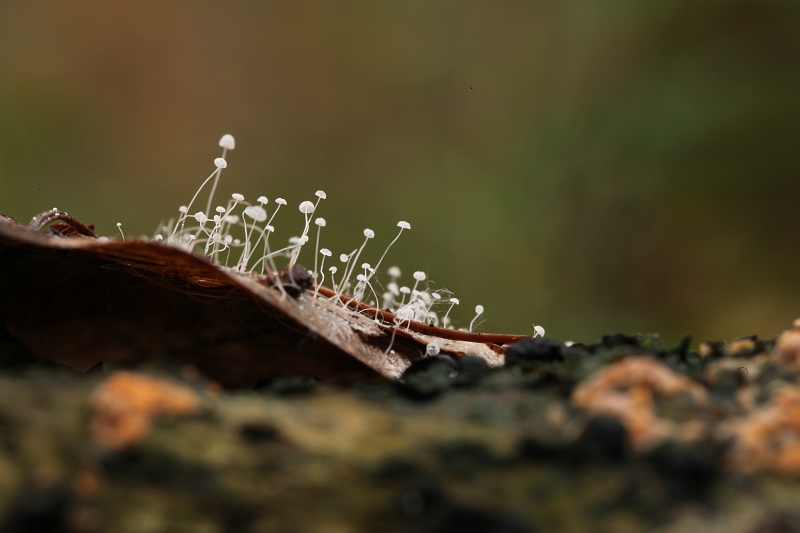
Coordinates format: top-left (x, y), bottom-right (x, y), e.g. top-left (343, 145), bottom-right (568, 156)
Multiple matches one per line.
top-left (475, 305), bottom-right (484, 314)
top-left (315, 190), bottom-right (327, 199)
top-left (413, 271), bottom-right (426, 281)
top-left (231, 193), bottom-right (244, 201)
top-left (244, 205), bottom-right (267, 222)
top-left (397, 221), bottom-right (411, 230)
top-left (275, 198), bottom-right (287, 206)
top-left (320, 248), bottom-right (332, 257)
top-left (214, 158), bottom-right (228, 169)
top-left (339, 254), bottom-right (349, 262)
top-left (315, 217), bottom-right (326, 227)
top-left (218, 134), bottom-right (235, 150)
top-left (257, 196), bottom-right (268, 204)
top-left (363, 228), bottom-right (375, 239)
top-left (299, 201), bottom-right (315, 214)
top-left (265, 225), bottom-right (275, 232)
top-left (387, 266), bottom-right (401, 278)
top-left (395, 307), bottom-right (414, 321)
top-left (450, 298), bottom-right (460, 305)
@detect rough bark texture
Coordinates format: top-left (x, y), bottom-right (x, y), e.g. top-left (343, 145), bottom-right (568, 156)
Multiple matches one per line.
top-left (3, 214), bottom-right (800, 532)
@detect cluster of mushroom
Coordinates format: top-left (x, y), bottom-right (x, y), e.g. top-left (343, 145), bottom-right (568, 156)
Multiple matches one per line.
top-left (151, 134), bottom-right (532, 337)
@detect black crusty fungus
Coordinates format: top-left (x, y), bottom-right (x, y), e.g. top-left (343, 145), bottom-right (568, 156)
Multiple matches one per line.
top-left (397, 355), bottom-right (458, 400)
top-left (453, 355), bottom-right (491, 387)
top-left (0, 484), bottom-right (72, 533)
top-left (668, 334), bottom-right (692, 359)
top-left (600, 333), bottom-right (641, 350)
top-left (505, 338), bottom-right (565, 365)
top-left (239, 423), bottom-right (281, 444)
top-left (576, 416), bottom-right (628, 463)
top-left (646, 441), bottom-right (719, 502)
top-left (397, 484), bottom-right (531, 533)
top-left (517, 436), bottom-right (571, 462)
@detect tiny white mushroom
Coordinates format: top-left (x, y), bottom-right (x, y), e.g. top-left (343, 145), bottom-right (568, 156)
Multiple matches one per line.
top-left (426, 343), bottom-right (440, 357)
top-left (218, 134), bottom-right (235, 150)
top-left (244, 205), bottom-right (267, 222)
top-left (214, 158), bottom-right (227, 169)
top-left (232, 193), bottom-right (244, 201)
top-left (469, 305), bottom-right (484, 333)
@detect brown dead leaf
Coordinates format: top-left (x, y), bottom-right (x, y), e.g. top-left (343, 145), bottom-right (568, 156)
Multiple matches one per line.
top-left (0, 212), bottom-right (527, 385)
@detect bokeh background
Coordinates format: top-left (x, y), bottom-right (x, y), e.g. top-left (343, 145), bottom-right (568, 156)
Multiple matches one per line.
top-left (0, 1), bottom-right (798, 344)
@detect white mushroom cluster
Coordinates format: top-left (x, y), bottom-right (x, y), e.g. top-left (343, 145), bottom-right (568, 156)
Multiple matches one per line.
top-left (149, 134), bottom-right (544, 337)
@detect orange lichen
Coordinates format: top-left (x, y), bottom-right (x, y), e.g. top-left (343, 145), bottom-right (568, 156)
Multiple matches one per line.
top-left (571, 356), bottom-right (707, 449)
top-left (725, 385), bottom-right (800, 475)
top-left (729, 338), bottom-right (755, 355)
top-left (89, 371), bottom-right (199, 449)
top-left (774, 327), bottom-right (800, 370)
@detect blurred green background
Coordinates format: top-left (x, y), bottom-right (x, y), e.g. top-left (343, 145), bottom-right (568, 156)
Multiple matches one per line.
top-left (0, 1), bottom-right (798, 344)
